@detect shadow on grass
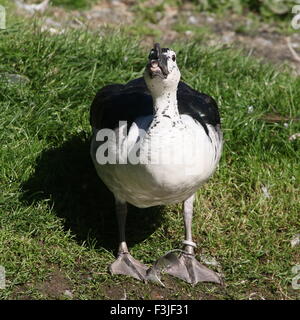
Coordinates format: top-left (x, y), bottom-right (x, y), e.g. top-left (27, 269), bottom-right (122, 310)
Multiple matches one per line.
top-left (21, 134), bottom-right (164, 253)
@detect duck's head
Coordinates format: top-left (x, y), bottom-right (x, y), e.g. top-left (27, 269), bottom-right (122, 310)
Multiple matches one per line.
top-left (144, 43), bottom-right (180, 95)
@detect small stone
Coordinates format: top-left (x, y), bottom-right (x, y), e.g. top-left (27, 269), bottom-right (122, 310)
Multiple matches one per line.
top-left (249, 292), bottom-right (265, 300)
top-left (64, 290), bottom-right (73, 299)
top-left (0, 73), bottom-right (30, 84)
top-left (206, 16), bottom-right (215, 23)
top-left (187, 16), bottom-right (198, 25)
top-left (291, 234), bottom-right (300, 248)
top-left (199, 254), bottom-right (220, 267)
top-left (185, 30), bottom-right (193, 36)
top-left (289, 133), bottom-right (300, 141)
top-left (261, 186), bottom-right (271, 199)
top-left (247, 105), bottom-right (254, 113)
top-left (41, 26), bottom-right (65, 35)
top-left (221, 31), bottom-right (235, 44)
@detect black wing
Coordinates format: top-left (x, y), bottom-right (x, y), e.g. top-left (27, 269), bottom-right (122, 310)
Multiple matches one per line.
top-left (90, 78), bottom-right (152, 131)
top-left (90, 77), bottom-right (221, 135)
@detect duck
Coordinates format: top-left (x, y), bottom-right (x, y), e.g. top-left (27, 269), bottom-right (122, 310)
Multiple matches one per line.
top-left (90, 43), bottom-right (223, 285)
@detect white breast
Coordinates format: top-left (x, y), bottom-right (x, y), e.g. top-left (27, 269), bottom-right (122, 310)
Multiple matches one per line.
top-left (91, 114), bottom-right (222, 208)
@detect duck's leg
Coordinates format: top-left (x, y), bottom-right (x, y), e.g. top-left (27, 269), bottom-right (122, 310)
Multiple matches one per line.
top-left (109, 198), bottom-right (148, 281)
top-left (147, 194), bottom-right (223, 286)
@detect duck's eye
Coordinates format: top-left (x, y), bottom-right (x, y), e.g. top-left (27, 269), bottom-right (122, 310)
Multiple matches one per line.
top-left (172, 55), bottom-right (176, 61)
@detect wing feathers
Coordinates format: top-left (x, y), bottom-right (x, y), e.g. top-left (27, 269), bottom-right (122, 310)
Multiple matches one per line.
top-left (90, 77), bottom-right (221, 133)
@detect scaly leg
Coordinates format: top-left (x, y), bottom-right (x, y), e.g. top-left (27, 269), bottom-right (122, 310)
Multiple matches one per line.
top-left (109, 198), bottom-right (148, 281)
top-left (147, 194), bottom-right (223, 286)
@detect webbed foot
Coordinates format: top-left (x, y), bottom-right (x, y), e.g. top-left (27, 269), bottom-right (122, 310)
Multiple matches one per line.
top-left (109, 252), bottom-right (148, 281)
top-left (147, 250), bottom-right (223, 286)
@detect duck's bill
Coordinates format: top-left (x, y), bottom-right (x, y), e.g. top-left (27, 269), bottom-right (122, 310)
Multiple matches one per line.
top-left (147, 43), bottom-right (169, 79)
top-left (147, 61), bottom-right (167, 79)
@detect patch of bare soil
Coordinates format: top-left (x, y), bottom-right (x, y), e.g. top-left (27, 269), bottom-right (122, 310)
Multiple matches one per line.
top-left (11, 285), bottom-right (33, 300)
top-left (10, 267), bottom-right (73, 300)
top-left (37, 268), bottom-right (72, 299)
top-left (101, 275), bottom-right (226, 300)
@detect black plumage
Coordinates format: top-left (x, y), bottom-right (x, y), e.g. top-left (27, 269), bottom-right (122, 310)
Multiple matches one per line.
top-left (90, 77), bottom-right (221, 137)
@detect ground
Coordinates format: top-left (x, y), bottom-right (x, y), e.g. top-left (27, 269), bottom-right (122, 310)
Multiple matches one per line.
top-left (0, 0), bottom-right (299, 300)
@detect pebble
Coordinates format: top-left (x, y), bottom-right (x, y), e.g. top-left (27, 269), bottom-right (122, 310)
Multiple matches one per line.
top-left (41, 26), bottom-right (65, 34)
top-left (187, 15), bottom-right (198, 25)
top-left (0, 73), bottom-right (30, 84)
top-left (199, 254), bottom-right (220, 267)
top-left (291, 234), bottom-right (300, 248)
top-left (221, 31), bottom-right (235, 44)
top-left (185, 30), bottom-right (193, 36)
top-left (206, 16), bottom-right (215, 23)
top-left (289, 133), bottom-right (300, 141)
top-left (261, 186), bottom-right (271, 199)
top-left (247, 105), bottom-right (254, 113)
top-left (64, 290), bottom-right (73, 299)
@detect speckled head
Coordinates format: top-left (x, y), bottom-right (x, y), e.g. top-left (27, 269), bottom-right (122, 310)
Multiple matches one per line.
top-left (144, 43), bottom-right (181, 96)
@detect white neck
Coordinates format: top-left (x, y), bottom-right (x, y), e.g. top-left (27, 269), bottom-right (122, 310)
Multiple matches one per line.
top-left (151, 89), bottom-right (181, 123)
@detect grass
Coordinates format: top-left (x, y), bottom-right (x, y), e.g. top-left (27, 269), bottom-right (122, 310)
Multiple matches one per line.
top-left (21, 0), bottom-right (98, 10)
top-left (51, 0), bottom-right (98, 10)
top-left (0, 18), bottom-right (299, 300)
